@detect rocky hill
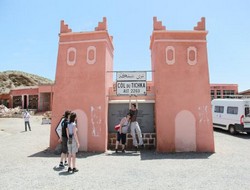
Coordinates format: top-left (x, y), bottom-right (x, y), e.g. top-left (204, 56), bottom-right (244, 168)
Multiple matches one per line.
top-left (0, 70), bottom-right (53, 94)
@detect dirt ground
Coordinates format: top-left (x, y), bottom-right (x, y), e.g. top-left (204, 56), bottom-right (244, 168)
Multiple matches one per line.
top-left (0, 116), bottom-right (250, 190)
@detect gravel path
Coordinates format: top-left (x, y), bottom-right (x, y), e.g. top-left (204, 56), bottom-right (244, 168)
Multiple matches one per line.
top-left (0, 116), bottom-right (250, 190)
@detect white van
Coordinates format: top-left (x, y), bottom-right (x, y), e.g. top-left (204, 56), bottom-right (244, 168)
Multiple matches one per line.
top-left (211, 99), bottom-right (250, 135)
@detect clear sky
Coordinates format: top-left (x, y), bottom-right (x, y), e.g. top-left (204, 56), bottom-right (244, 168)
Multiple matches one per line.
top-left (0, 0), bottom-right (249, 91)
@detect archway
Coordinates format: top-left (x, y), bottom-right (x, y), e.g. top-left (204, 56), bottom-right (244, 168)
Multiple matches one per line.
top-left (175, 110), bottom-right (196, 152)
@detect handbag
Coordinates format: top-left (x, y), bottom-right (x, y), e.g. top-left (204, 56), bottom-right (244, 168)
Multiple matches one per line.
top-left (114, 124), bottom-right (120, 131)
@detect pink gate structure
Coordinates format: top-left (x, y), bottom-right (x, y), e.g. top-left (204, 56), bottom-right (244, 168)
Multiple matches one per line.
top-left (50, 17), bottom-right (214, 153)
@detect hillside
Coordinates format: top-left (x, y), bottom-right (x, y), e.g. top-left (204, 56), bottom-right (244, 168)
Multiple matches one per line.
top-left (0, 70), bottom-right (53, 94)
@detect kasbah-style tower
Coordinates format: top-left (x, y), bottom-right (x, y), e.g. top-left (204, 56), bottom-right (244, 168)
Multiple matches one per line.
top-left (50, 16), bottom-right (214, 153)
top-left (150, 17), bottom-right (214, 152)
top-left (50, 17), bottom-right (114, 152)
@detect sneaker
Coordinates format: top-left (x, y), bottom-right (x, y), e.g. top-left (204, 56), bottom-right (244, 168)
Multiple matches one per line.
top-left (68, 167), bottom-right (72, 173)
top-left (73, 168), bottom-right (79, 172)
top-left (64, 161), bottom-right (68, 166)
top-left (59, 162), bottom-right (64, 167)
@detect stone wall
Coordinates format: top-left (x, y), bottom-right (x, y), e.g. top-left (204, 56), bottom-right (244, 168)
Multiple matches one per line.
top-left (108, 132), bottom-right (156, 150)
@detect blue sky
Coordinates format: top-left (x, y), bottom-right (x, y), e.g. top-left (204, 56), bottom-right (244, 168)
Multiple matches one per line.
top-left (0, 0), bottom-right (249, 91)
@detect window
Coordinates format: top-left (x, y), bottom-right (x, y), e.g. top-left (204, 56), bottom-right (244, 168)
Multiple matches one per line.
top-left (211, 90), bottom-right (215, 100)
top-left (223, 90), bottom-right (235, 98)
top-left (13, 96), bottom-right (22, 108)
top-left (214, 106), bottom-right (224, 113)
top-left (216, 90), bottom-right (221, 99)
top-left (28, 95), bottom-right (38, 109)
top-left (245, 107), bottom-right (250, 117)
top-left (227, 106), bottom-right (238, 115)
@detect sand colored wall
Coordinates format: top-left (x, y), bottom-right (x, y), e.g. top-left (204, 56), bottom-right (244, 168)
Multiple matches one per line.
top-left (150, 17), bottom-right (214, 152)
top-left (50, 18), bottom-right (114, 152)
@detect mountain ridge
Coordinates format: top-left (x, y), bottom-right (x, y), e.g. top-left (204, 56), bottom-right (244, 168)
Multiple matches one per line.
top-left (0, 70), bottom-right (53, 94)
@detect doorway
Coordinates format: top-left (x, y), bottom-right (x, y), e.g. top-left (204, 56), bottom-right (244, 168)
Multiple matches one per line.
top-left (108, 102), bottom-right (156, 150)
top-left (24, 95), bottom-right (27, 109)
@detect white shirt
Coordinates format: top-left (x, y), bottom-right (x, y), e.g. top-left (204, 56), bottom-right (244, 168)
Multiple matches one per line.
top-left (23, 112), bottom-right (30, 122)
top-left (67, 122), bottom-right (77, 136)
top-left (121, 119), bottom-right (130, 134)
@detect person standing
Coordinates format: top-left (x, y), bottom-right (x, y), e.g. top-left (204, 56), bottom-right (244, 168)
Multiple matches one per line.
top-left (115, 113), bottom-right (132, 153)
top-left (66, 112), bottom-right (80, 173)
top-left (129, 102), bottom-right (144, 148)
top-left (23, 109), bottom-right (31, 131)
top-left (58, 110), bottom-right (71, 167)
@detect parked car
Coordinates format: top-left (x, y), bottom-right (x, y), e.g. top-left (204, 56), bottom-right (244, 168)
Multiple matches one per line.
top-left (212, 99), bottom-right (250, 135)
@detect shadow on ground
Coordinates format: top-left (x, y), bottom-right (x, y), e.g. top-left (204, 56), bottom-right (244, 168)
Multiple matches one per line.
top-left (214, 128), bottom-right (250, 139)
top-left (52, 166), bottom-right (79, 176)
top-left (139, 150), bottom-right (214, 160)
top-left (28, 148), bottom-right (103, 158)
top-left (28, 148), bottom-right (58, 158)
top-left (105, 150), bottom-right (141, 157)
top-left (29, 148), bottom-right (214, 160)
top-left (105, 149), bottom-right (213, 160)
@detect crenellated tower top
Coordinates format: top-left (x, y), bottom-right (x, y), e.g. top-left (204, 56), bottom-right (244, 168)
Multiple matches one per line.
top-left (60, 17), bottom-right (108, 34)
top-left (95, 17), bottom-right (107, 31)
top-left (194, 17), bottom-right (206, 31)
top-left (60, 20), bottom-right (72, 33)
top-left (153, 17), bottom-right (166, 30)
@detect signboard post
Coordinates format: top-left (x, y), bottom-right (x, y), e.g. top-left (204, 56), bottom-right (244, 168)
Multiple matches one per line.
top-left (116, 71), bottom-right (147, 96)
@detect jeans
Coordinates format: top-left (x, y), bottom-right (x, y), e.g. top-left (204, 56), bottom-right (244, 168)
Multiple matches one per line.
top-left (130, 121), bottom-right (143, 146)
top-left (25, 121), bottom-right (31, 131)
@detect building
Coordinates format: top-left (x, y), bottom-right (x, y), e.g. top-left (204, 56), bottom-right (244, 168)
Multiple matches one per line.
top-left (210, 84), bottom-right (238, 99)
top-left (238, 89), bottom-right (250, 96)
top-left (2, 18), bottom-right (245, 153)
top-left (0, 84), bottom-right (53, 112)
top-left (50, 17), bottom-right (214, 153)
top-left (1, 83), bottom-right (241, 110)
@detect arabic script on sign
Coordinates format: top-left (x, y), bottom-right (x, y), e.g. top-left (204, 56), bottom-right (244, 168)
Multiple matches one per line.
top-left (116, 72), bottom-right (146, 81)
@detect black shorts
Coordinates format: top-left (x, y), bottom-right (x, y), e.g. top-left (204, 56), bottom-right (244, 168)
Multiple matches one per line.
top-left (61, 137), bottom-right (68, 154)
top-left (116, 132), bottom-right (126, 145)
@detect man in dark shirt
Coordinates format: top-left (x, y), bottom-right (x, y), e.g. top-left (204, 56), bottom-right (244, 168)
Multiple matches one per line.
top-left (129, 103), bottom-right (144, 148)
top-left (58, 110), bottom-right (71, 167)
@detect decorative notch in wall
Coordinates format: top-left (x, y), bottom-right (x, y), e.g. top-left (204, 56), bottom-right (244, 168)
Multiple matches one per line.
top-left (166, 46), bottom-right (175, 65)
top-left (187, 46), bottom-right (197, 65)
top-left (67, 47), bottom-right (76, 66)
top-left (95, 17), bottom-right (107, 31)
top-left (153, 17), bottom-right (166, 31)
top-left (60, 20), bottom-right (72, 34)
top-left (194, 17), bottom-right (205, 31)
top-left (87, 46), bottom-right (96, 64)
